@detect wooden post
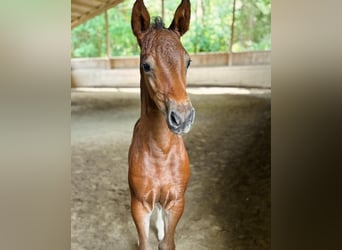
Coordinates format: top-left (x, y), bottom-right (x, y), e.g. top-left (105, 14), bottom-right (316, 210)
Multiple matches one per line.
top-left (228, 0), bottom-right (236, 66)
top-left (105, 10), bottom-right (111, 58)
top-left (161, 0), bottom-right (165, 21)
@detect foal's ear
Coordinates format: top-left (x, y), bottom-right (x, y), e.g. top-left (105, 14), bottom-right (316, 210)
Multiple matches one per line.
top-left (169, 0), bottom-right (191, 37)
top-left (131, 0), bottom-right (150, 46)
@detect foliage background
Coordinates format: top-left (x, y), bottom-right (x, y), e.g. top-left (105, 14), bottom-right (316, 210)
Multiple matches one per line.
top-left (71, 0), bottom-right (271, 57)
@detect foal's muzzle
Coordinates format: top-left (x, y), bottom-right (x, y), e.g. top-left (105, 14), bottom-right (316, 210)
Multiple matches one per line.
top-left (167, 100), bottom-right (195, 135)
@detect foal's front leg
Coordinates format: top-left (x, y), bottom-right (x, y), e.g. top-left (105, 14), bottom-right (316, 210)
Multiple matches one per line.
top-left (131, 197), bottom-right (152, 250)
top-left (158, 198), bottom-right (185, 250)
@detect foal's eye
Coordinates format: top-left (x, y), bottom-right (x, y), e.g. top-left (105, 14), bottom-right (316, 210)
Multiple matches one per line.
top-left (142, 62), bottom-right (151, 72)
top-left (186, 59), bottom-right (192, 69)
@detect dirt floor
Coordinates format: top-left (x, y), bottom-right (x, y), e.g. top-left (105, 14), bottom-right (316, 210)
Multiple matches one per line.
top-left (71, 88), bottom-right (271, 250)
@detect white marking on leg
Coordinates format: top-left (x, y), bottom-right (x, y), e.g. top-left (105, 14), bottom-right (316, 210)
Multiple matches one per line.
top-left (144, 211), bottom-right (152, 238)
top-left (156, 205), bottom-right (165, 241)
top-left (163, 209), bottom-right (170, 237)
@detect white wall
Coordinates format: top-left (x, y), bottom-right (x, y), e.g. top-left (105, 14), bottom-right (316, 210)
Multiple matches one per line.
top-left (71, 51), bottom-right (271, 88)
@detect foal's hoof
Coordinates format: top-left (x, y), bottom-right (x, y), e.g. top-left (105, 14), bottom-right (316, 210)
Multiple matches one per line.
top-left (158, 240), bottom-right (175, 250)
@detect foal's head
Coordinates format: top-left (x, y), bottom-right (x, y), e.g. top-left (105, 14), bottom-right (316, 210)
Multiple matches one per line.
top-left (131, 0), bottom-right (195, 135)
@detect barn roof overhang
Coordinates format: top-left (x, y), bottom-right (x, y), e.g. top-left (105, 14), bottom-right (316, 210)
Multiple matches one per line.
top-left (71, 0), bottom-right (124, 29)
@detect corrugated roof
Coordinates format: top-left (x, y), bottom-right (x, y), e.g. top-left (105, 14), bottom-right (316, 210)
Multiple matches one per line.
top-left (71, 0), bottom-right (124, 29)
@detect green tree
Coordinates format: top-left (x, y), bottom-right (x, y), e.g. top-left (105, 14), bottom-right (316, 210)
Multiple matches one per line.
top-left (72, 13), bottom-right (107, 57)
top-left (108, 1), bottom-right (139, 56)
top-left (233, 0), bottom-right (271, 51)
top-left (71, 0), bottom-right (271, 57)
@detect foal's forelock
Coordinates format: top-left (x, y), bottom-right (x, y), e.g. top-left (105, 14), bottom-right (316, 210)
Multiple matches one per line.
top-left (151, 16), bottom-right (165, 29)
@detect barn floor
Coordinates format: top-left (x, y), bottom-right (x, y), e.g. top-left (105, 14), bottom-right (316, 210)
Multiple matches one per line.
top-left (71, 87), bottom-right (271, 250)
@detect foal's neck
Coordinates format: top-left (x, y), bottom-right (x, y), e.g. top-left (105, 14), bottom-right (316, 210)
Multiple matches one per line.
top-left (140, 82), bottom-right (159, 117)
top-left (139, 77), bottom-right (165, 117)
top-left (139, 80), bottom-right (180, 149)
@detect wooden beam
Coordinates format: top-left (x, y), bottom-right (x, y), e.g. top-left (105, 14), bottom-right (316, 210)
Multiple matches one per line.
top-left (71, 9), bottom-right (87, 16)
top-left (71, 3), bottom-right (92, 13)
top-left (105, 10), bottom-right (111, 58)
top-left (228, 0), bottom-right (236, 66)
top-left (72, 0), bottom-right (102, 8)
top-left (72, 0), bottom-right (124, 29)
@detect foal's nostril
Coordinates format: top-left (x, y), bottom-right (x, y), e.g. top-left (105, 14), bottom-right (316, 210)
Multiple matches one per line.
top-left (170, 111), bottom-right (181, 127)
top-left (167, 103), bottom-right (195, 134)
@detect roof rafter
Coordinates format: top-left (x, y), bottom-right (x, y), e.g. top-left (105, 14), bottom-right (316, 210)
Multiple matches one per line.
top-left (71, 0), bottom-right (125, 29)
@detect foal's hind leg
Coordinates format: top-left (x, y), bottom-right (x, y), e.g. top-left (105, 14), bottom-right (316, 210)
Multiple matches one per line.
top-left (131, 197), bottom-right (152, 250)
top-left (158, 198), bottom-right (185, 250)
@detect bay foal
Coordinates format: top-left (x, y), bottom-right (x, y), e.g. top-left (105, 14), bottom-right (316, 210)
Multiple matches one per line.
top-left (128, 0), bottom-right (194, 249)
